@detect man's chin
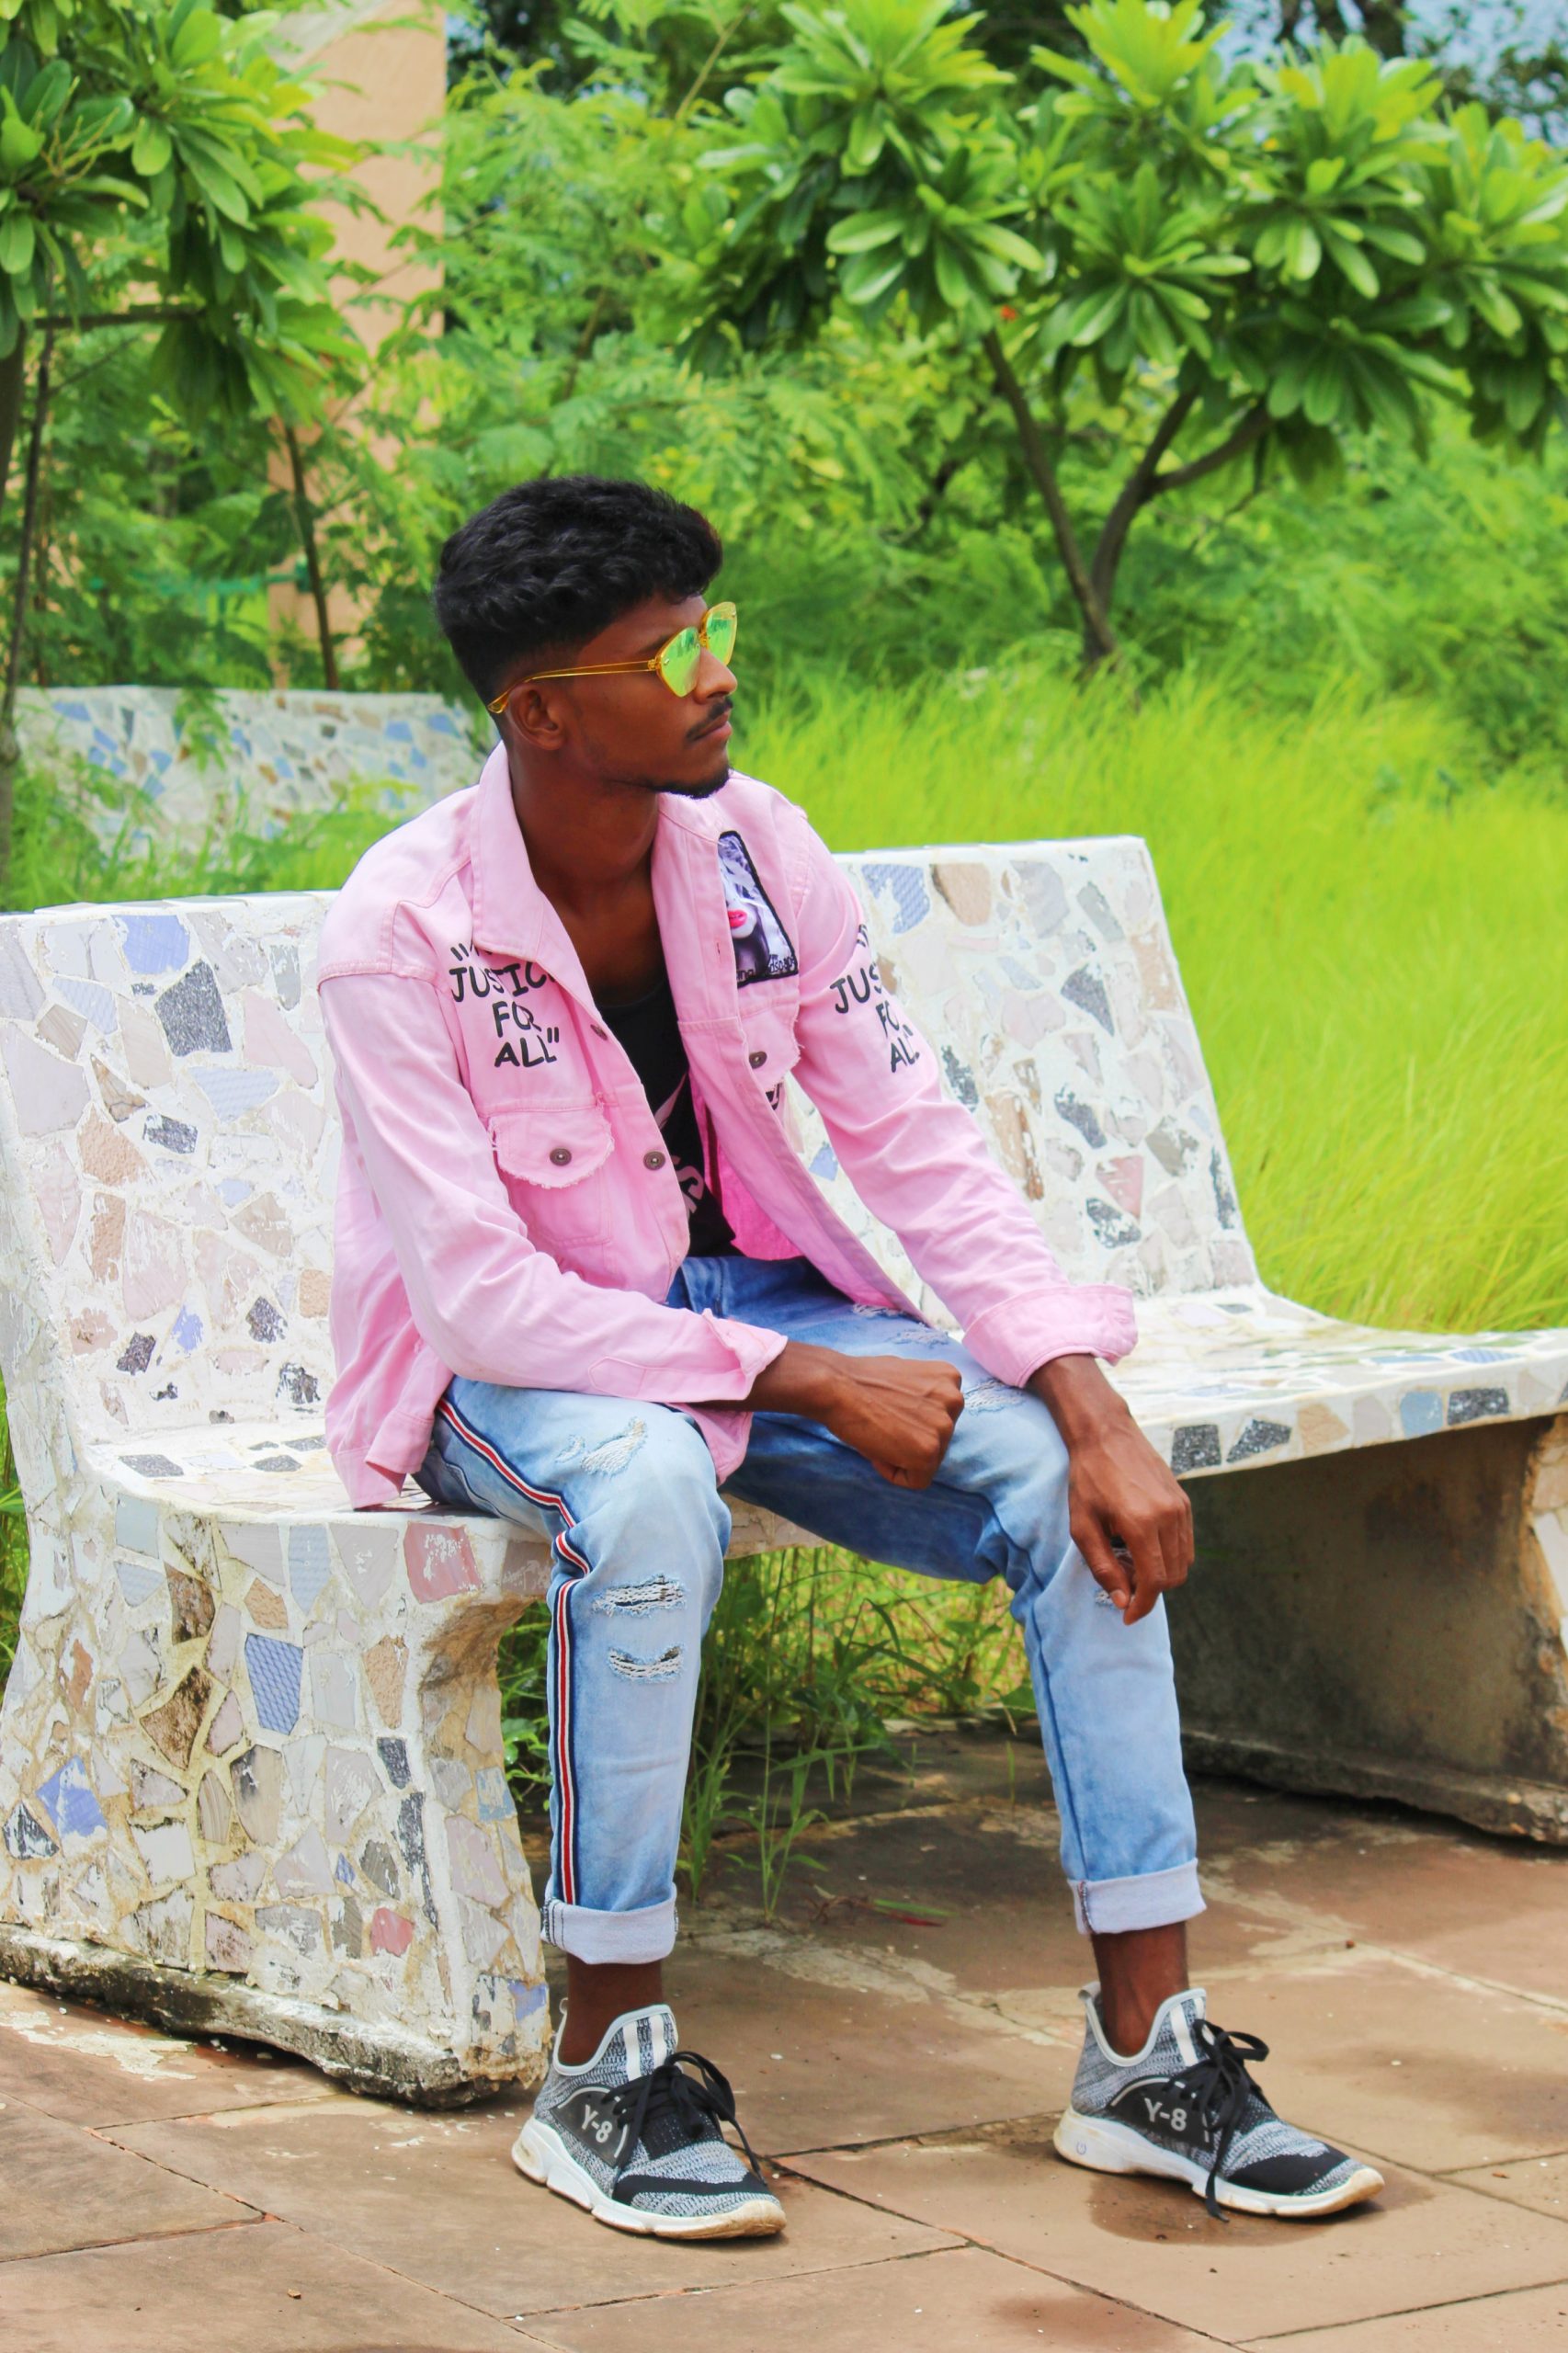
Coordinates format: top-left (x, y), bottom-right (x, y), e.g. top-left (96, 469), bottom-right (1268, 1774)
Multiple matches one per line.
top-left (654, 758), bottom-right (732, 801)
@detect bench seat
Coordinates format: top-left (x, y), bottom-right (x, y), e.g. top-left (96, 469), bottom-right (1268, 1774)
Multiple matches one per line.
top-left (84, 1295), bottom-right (1568, 1509)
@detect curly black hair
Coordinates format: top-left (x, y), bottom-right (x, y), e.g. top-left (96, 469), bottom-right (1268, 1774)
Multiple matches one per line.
top-left (433, 474), bottom-right (723, 706)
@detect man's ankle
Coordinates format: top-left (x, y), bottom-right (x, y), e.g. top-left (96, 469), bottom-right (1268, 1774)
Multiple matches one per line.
top-left (1089, 1920), bottom-right (1188, 2058)
top-left (557, 1956), bottom-right (666, 2065)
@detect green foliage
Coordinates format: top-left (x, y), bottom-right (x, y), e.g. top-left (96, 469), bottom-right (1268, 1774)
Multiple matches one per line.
top-left (0, 0), bottom-right (360, 415)
top-left (696, 0), bottom-right (1568, 651)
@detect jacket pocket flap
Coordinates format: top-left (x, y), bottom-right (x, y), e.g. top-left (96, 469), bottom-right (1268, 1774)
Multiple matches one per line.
top-left (489, 1103), bottom-right (613, 1188)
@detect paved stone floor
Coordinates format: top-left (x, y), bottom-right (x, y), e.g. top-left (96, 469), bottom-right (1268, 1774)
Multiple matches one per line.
top-left (4, 1733), bottom-right (1568, 2350)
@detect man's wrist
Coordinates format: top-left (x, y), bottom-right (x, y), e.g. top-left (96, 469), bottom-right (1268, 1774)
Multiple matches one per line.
top-left (1027, 1352), bottom-right (1131, 1446)
top-left (745, 1337), bottom-right (843, 1421)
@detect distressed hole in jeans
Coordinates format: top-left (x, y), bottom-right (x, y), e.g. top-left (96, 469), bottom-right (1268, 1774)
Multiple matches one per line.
top-left (590, 1575), bottom-right (685, 1617)
top-left (961, 1375), bottom-right (1020, 1413)
top-left (608, 1644), bottom-right (683, 1682)
top-left (554, 1416), bottom-right (647, 1476)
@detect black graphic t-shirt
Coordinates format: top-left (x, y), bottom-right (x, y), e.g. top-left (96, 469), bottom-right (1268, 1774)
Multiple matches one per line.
top-left (598, 970), bottom-right (737, 1258)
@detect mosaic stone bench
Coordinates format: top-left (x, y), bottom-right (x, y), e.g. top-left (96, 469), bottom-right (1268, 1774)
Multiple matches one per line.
top-left (1, 841), bottom-right (1565, 2106)
top-left (18, 686), bottom-right (475, 854)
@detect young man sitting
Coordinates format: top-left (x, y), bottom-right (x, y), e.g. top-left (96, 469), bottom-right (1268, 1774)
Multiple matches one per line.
top-left (318, 474), bottom-right (1382, 2241)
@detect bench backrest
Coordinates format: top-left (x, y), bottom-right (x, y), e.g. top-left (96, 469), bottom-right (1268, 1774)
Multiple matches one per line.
top-left (18, 687), bottom-right (476, 854)
top-left (0, 837), bottom-right (1253, 1478)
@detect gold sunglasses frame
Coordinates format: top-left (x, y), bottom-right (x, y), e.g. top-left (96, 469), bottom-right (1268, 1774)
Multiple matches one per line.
top-left (485, 602), bottom-right (738, 718)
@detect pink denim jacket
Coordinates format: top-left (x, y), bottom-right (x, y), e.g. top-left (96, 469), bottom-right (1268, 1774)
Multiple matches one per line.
top-left (318, 748), bottom-right (1137, 1506)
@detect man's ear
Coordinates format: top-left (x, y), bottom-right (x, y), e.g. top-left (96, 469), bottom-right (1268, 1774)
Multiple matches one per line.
top-left (506, 683), bottom-right (569, 753)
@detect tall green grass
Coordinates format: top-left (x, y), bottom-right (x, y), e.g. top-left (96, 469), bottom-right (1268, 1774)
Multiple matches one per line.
top-left (744, 661), bottom-right (1568, 1334)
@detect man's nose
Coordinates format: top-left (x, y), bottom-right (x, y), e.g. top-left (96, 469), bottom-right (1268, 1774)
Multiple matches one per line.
top-left (694, 646), bottom-right (735, 697)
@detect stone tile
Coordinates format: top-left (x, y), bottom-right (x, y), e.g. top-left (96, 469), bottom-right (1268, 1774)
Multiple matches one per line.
top-left (1247, 2282), bottom-right (1568, 2348)
top-left (1449, 2153), bottom-right (1568, 2221)
top-left (109, 2094), bottom-right (958, 2318)
top-left (0, 1982), bottom-right (340, 2126)
top-left (709, 1779), bottom-right (1316, 2026)
top-left (522, 2244), bottom-right (1222, 2351)
top-left (0, 2218), bottom-right (536, 2352)
top-left (0, 2096), bottom-right (254, 2259)
top-left (1163, 1952), bottom-right (1568, 2173)
top-left (1189, 1781), bottom-right (1568, 2006)
top-left (664, 1919), bottom-right (1077, 2152)
top-left (787, 2115), bottom-right (1568, 2343)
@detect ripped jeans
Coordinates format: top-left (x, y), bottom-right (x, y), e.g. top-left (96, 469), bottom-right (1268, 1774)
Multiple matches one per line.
top-left (416, 1255), bottom-right (1202, 1964)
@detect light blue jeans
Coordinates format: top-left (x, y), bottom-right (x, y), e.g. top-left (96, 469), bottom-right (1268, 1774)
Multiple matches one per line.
top-left (417, 1255), bottom-right (1202, 1963)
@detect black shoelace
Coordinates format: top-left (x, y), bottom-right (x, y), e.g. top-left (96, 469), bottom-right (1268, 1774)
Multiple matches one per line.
top-left (1171, 2018), bottom-right (1271, 2219)
top-left (607, 2049), bottom-right (765, 2201)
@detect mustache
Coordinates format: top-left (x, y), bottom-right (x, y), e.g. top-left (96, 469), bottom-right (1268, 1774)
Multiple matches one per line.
top-left (687, 698), bottom-right (733, 741)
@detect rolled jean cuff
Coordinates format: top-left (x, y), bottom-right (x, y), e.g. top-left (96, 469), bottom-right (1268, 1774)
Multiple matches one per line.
top-left (1073, 1860), bottom-right (1204, 1938)
top-left (541, 1894), bottom-right (676, 1964)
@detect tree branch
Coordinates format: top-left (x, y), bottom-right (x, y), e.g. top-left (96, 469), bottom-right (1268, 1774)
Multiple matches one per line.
top-left (42, 305), bottom-right (200, 331)
top-left (983, 329), bottom-right (1119, 666)
top-left (1147, 405), bottom-right (1270, 498)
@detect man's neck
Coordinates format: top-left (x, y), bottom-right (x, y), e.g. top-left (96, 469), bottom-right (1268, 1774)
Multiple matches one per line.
top-left (507, 751), bottom-right (665, 1001)
top-left (508, 754), bottom-right (660, 919)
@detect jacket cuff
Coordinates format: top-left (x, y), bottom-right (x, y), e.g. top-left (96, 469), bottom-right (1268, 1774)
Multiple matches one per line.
top-left (960, 1284), bottom-right (1139, 1388)
top-left (586, 1312), bottom-right (788, 1409)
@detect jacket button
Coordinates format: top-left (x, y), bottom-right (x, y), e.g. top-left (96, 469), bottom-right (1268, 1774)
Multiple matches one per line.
top-left (747, 1048), bottom-right (767, 1068)
top-left (549, 1145), bottom-right (573, 1166)
top-left (643, 1149), bottom-right (666, 1170)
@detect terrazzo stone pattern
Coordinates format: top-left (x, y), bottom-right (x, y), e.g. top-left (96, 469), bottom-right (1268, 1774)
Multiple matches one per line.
top-left (0, 896), bottom-right (558, 2096)
top-left (796, 842), bottom-right (1568, 1476)
top-left (0, 838), bottom-right (1564, 2095)
top-left (17, 687), bottom-right (477, 853)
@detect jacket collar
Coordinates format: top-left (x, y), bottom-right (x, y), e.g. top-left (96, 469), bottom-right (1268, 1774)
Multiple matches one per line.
top-left (468, 743), bottom-right (733, 1013)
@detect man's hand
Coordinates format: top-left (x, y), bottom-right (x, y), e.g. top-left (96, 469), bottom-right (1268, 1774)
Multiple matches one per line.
top-left (1028, 1355), bottom-right (1193, 1625)
top-left (742, 1341), bottom-right (964, 1488)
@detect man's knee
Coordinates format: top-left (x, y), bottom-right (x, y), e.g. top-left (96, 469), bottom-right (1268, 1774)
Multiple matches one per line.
top-left (572, 1406), bottom-right (727, 1568)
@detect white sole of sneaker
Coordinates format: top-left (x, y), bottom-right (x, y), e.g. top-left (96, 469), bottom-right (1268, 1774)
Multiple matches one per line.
top-left (512, 2118), bottom-right (787, 2239)
top-left (1053, 2108), bottom-right (1384, 2218)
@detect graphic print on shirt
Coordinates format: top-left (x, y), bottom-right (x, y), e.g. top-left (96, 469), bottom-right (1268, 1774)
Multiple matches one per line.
top-left (445, 942), bottom-right (562, 1070)
top-left (717, 831), bottom-right (798, 986)
top-left (447, 942), bottom-right (549, 1004)
top-left (831, 924), bottom-right (921, 1074)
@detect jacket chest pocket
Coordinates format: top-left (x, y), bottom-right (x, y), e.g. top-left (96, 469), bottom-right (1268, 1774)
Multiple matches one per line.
top-left (489, 1103), bottom-right (614, 1251)
top-left (737, 994), bottom-right (801, 1100)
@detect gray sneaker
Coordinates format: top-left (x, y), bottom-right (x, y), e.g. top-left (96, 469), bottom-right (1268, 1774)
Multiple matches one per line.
top-left (513, 2003), bottom-right (786, 2239)
top-left (1054, 1984), bottom-right (1384, 2219)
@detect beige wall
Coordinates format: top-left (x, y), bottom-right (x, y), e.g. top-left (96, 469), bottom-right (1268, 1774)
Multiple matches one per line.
top-left (269, 0), bottom-right (446, 667)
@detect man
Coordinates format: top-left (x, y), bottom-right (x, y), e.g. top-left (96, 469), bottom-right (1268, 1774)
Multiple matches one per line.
top-left (319, 474), bottom-right (1382, 2242)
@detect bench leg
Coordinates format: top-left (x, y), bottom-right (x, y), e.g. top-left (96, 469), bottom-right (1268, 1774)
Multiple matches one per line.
top-left (1171, 1412), bottom-right (1568, 1842)
top-left (0, 1498), bottom-right (553, 2104)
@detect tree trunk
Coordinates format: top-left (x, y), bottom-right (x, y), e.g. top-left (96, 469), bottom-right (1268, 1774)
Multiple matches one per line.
top-left (283, 421), bottom-right (339, 691)
top-left (0, 324), bottom-right (52, 883)
top-left (0, 330), bottom-right (26, 533)
top-left (1083, 388), bottom-right (1197, 667)
top-left (983, 330), bottom-right (1120, 668)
